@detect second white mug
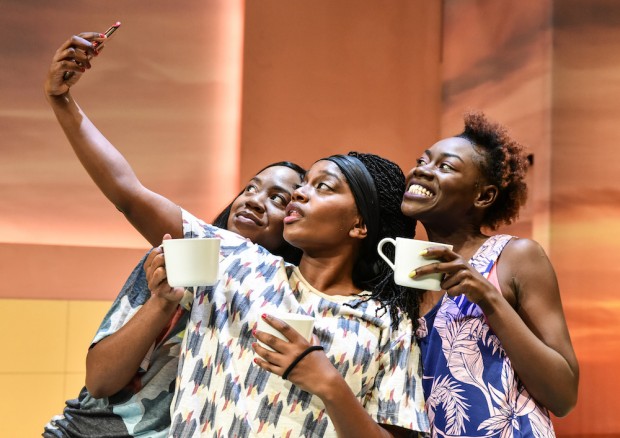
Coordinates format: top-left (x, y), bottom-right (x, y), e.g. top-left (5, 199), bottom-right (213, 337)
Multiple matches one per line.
top-left (162, 238), bottom-right (220, 288)
top-left (377, 237), bottom-right (453, 291)
top-left (256, 312), bottom-right (315, 352)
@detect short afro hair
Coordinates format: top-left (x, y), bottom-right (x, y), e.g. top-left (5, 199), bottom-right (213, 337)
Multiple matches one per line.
top-left (457, 111), bottom-right (529, 230)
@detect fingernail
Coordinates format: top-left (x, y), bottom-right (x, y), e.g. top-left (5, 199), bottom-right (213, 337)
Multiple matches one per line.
top-left (252, 329), bottom-right (257, 336)
top-left (261, 313), bottom-right (267, 319)
top-left (419, 249), bottom-right (428, 256)
top-left (254, 358), bottom-right (259, 364)
top-left (100, 33), bottom-right (106, 38)
top-left (409, 270), bottom-right (417, 278)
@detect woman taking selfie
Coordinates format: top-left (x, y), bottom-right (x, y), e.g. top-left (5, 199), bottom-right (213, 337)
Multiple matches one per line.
top-left (43, 32), bottom-right (305, 437)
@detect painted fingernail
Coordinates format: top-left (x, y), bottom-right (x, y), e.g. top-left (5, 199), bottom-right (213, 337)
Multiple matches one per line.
top-left (252, 329), bottom-right (257, 336)
top-left (419, 249), bottom-right (428, 256)
top-left (254, 358), bottom-right (259, 364)
top-left (261, 313), bottom-right (267, 319)
top-left (409, 270), bottom-right (417, 278)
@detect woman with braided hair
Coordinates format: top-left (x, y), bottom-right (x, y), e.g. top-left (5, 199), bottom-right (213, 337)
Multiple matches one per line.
top-left (44, 30), bottom-right (428, 437)
top-left (401, 111), bottom-right (578, 437)
top-left (146, 151), bottom-right (429, 437)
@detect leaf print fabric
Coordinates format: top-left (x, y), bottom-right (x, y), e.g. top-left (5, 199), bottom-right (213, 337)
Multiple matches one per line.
top-left (418, 234), bottom-right (556, 438)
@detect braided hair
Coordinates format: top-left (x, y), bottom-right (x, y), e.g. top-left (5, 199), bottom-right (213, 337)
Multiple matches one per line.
top-left (327, 152), bottom-right (420, 329)
top-left (457, 111), bottom-right (529, 229)
top-left (213, 161), bottom-right (306, 264)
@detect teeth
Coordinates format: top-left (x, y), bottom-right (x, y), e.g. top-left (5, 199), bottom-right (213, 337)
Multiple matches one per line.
top-left (408, 184), bottom-right (433, 197)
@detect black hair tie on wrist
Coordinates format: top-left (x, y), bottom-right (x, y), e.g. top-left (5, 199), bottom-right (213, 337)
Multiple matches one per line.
top-left (282, 346), bottom-right (324, 380)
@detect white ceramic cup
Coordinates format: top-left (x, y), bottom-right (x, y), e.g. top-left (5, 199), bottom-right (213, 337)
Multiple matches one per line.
top-left (256, 312), bottom-right (315, 352)
top-left (377, 237), bottom-right (453, 291)
top-left (162, 238), bottom-right (220, 288)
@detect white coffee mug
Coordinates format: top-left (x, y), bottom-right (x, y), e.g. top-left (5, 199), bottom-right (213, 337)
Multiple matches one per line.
top-left (377, 237), bottom-right (453, 291)
top-left (162, 238), bottom-right (220, 288)
top-left (256, 312), bottom-right (315, 352)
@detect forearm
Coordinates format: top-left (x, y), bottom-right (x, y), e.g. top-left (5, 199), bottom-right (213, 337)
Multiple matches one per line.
top-left (85, 296), bottom-right (178, 398)
top-left (47, 92), bottom-right (142, 213)
top-left (318, 375), bottom-right (398, 438)
top-left (481, 294), bottom-right (578, 415)
top-left (46, 92), bottom-right (183, 245)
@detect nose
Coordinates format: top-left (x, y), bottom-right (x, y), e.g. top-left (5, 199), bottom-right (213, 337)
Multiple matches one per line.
top-left (292, 183), bottom-right (309, 202)
top-left (244, 191), bottom-right (266, 213)
top-left (412, 162), bottom-right (433, 179)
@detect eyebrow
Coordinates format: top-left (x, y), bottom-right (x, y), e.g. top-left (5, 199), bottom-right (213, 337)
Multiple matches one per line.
top-left (424, 149), bottom-right (465, 164)
top-left (250, 176), bottom-right (293, 194)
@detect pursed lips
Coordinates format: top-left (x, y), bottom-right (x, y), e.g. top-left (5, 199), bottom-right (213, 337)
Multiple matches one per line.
top-left (284, 203), bottom-right (303, 223)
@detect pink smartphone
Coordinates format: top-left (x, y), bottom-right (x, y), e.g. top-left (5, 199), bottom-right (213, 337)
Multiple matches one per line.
top-left (63, 21), bottom-right (121, 80)
top-left (93, 21), bottom-right (121, 50)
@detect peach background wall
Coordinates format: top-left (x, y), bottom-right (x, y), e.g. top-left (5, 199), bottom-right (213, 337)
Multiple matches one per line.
top-left (439, 0), bottom-right (620, 435)
top-left (0, 0), bottom-right (618, 436)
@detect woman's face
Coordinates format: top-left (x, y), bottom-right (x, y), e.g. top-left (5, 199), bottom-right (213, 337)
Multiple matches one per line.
top-left (282, 160), bottom-right (364, 255)
top-left (401, 136), bottom-right (484, 222)
top-left (227, 166), bottom-right (302, 252)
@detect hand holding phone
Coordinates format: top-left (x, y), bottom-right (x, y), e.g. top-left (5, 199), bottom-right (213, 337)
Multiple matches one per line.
top-left (63, 22), bottom-right (121, 81)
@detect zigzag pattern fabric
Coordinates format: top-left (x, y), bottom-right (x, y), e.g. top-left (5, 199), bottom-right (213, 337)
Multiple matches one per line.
top-left (169, 209), bottom-right (429, 437)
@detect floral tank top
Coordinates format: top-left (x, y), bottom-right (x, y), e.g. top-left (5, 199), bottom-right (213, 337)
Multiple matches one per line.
top-left (417, 234), bottom-right (556, 437)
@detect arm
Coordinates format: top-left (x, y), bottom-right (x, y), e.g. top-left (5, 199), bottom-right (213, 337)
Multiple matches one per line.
top-left (44, 33), bottom-right (182, 246)
top-left (418, 239), bottom-right (579, 416)
top-left (488, 238), bottom-right (579, 416)
top-left (253, 315), bottom-right (414, 438)
top-left (86, 242), bottom-right (186, 397)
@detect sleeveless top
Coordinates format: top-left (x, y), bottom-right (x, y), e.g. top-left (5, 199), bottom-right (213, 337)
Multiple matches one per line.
top-left (417, 234), bottom-right (556, 437)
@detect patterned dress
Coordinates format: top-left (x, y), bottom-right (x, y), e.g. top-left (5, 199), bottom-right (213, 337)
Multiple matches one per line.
top-left (418, 234), bottom-right (556, 437)
top-left (43, 253), bottom-right (188, 437)
top-left (169, 209), bottom-right (429, 437)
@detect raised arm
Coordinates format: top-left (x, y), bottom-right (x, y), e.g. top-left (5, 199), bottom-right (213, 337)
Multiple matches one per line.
top-left (44, 33), bottom-right (182, 246)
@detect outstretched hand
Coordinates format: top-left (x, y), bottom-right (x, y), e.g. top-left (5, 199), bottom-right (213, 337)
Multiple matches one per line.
top-left (143, 234), bottom-right (186, 309)
top-left (252, 314), bottom-right (339, 396)
top-left (411, 246), bottom-right (499, 305)
top-left (45, 32), bottom-right (107, 97)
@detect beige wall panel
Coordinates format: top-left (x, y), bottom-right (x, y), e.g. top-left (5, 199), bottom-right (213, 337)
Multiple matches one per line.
top-left (240, 0), bottom-right (443, 178)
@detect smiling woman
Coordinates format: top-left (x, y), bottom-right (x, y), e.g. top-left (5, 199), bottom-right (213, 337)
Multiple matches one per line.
top-left (401, 111), bottom-right (578, 437)
top-left (42, 32), bottom-right (305, 437)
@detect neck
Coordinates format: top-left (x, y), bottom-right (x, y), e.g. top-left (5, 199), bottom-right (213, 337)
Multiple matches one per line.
top-left (423, 224), bottom-right (489, 261)
top-left (298, 251), bottom-right (361, 296)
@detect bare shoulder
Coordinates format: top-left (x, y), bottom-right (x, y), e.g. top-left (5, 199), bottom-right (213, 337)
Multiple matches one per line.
top-left (501, 236), bottom-right (550, 265)
top-left (496, 237), bottom-right (557, 306)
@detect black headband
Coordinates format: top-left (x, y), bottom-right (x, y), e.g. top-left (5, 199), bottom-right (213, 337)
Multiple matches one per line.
top-left (324, 155), bottom-right (380, 253)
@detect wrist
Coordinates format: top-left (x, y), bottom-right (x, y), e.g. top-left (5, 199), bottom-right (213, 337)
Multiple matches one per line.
top-left (148, 293), bottom-right (180, 315)
top-left (314, 367), bottom-right (349, 403)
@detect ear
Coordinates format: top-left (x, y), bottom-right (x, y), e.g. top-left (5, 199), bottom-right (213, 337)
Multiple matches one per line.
top-left (474, 183), bottom-right (498, 209)
top-left (349, 216), bottom-right (368, 240)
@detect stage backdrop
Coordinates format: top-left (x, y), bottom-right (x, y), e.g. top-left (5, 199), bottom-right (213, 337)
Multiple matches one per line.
top-left (0, 0), bottom-right (618, 436)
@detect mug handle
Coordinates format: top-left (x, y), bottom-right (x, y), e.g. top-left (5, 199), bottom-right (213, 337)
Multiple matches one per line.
top-left (376, 238), bottom-right (396, 270)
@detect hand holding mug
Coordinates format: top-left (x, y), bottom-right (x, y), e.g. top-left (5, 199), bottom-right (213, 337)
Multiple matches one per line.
top-left (377, 238), bottom-right (453, 291)
top-left (252, 313), bottom-right (338, 396)
top-left (411, 246), bottom-right (499, 304)
top-left (144, 236), bottom-right (186, 308)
